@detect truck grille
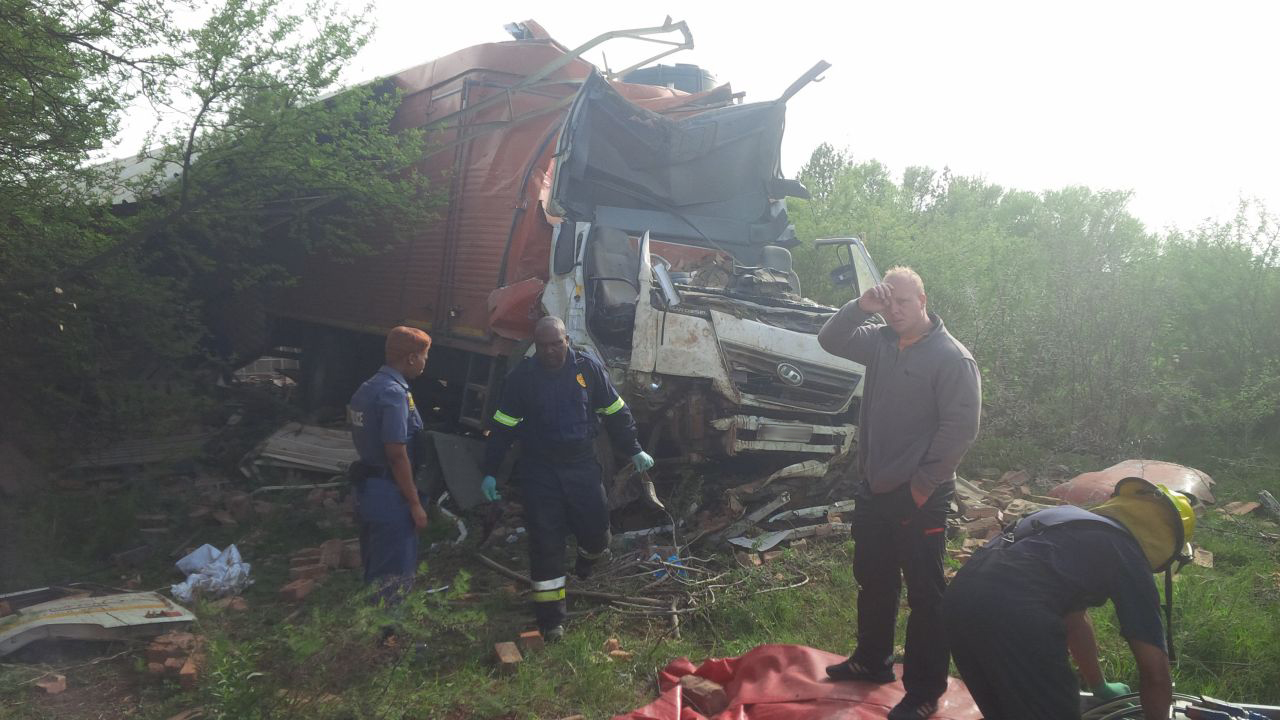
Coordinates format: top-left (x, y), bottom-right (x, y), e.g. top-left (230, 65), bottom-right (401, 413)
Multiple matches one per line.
top-left (720, 342), bottom-right (859, 413)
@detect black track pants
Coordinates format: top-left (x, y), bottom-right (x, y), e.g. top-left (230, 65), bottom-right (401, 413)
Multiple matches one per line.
top-left (849, 481), bottom-right (953, 700)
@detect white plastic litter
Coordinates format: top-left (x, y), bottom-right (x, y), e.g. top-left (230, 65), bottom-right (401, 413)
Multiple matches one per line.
top-left (171, 543), bottom-right (253, 604)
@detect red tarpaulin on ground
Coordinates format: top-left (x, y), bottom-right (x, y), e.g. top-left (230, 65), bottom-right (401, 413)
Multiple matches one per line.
top-left (614, 644), bottom-right (982, 720)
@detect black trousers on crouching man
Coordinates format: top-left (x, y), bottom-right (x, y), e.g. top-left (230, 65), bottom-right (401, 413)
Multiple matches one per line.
top-left (519, 440), bottom-right (611, 632)
top-left (850, 480), bottom-right (953, 701)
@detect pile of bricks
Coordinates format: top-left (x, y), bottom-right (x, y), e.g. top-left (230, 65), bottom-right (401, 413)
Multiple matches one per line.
top-left (280, 538), bottom-right (361, 602)
top-left (146, 631), bottom-right (205, 689)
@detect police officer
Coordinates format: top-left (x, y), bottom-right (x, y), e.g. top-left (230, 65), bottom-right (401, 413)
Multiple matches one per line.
top-left (348, 326), bottom-right (431, 602)
top-left (481, 316), bottom-right (654, 640)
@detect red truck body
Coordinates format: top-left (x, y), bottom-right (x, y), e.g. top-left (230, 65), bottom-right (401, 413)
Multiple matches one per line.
top-left (275, 29), bottom-right (731, 356)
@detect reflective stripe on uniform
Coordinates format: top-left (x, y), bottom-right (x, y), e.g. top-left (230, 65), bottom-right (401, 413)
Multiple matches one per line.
top-left (531, 576), bottom-right (566, 591)
top-left (578, 546), bottom-right (607, 560)
top-left (595, 396), bottom-right (626, 416)
top-left (530, 587), bottom-right (566, 603)
top-left (530, 576), bottom-right (566, 603)
top-left (493, 409), bottom-right (523, 427)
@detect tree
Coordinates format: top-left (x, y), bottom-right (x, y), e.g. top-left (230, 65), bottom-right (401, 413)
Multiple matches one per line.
top-left (0, 0), bottom-right (429, 448)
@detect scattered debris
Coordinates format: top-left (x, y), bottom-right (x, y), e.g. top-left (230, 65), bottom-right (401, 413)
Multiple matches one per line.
top-left (1, 588), bottom-right (195, 657)
top-left (518, 630), bottom-right (544, 654)
top-left (1047, 459), bottom-right (1216, 507)
top-left (495, 641), bottom-right (523, 673)
top-left (727, 521), bottom-right (850, 552)
top-left (604, 637), bottom-right (621, 653)
top-left (171, 544), bottom-right (252, 604)
top-left (279, 578), bottom-right (317, 603)
top-left (1192, 548), bottom-right (1214, 569)
top-left (1259, 490), bottom-right (1280, 521)
top-left (964, 506), bottom-right (1002, 521)
top-left (341, 539), bottom-right (363, 569)
top-left (241, 422), bottom-right (357, 478)
top-left (609, 649), bottom-right (635, 661)
top-left (35, 673), bottom-right (67, 694)
top-left (319, 539), bottom-right (345, 569)
top-left (147, 631), bottom-right (205, 688)
top-left (768, 499), bottom-right (857, 524)
top-left (1221, 501), bottom-right (1261, 516)
top-left (716, 492), bottom-right (792, 543)
top-left (289, 563), bottom-right (328, 581)
top-left (960, 517), bottom-right (1002, 542)
top-left (679, 674), bottom-right (728, 715)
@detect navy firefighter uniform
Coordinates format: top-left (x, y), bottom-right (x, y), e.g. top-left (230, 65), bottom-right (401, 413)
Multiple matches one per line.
top-left (348, 365), bottom-right (424, 594)
top-left (482, 348), bottom-right (641, 633)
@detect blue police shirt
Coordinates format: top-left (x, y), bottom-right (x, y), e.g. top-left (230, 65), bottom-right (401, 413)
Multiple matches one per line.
top-left (348, 366), bottom-right (423, 471)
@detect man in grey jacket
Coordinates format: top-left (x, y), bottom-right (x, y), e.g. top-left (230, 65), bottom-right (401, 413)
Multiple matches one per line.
top-left (817, 267), bottom-right (982, 720)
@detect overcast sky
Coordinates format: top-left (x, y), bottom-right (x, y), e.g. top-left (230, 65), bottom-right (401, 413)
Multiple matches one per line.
top-left (133, 1), bottom-right (1278, 233)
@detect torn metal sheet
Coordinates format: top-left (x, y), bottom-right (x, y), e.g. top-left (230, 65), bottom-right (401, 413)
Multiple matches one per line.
top-left (716, 493), bottom-right (791, 542)
top-left (769, 499), bottom-right (857, 523)
top-left (416, 431), bottom-right (486, 510)
top-left (70, 432), bottom-right (213, 470)
top-left (1048, 459), bottom-right (1216, 507)
top-left (756, 460), bottom-right (828, 492)
top-left (0, 590), bottom-right (195, 657)
top-left (242, 422), bottom-right (356, 476)
top-left (728, 522), bottom-right (851, 552)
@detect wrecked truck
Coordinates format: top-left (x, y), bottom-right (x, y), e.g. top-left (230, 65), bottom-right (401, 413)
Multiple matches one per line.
top-left (231, 19), bottom-right (881, 485)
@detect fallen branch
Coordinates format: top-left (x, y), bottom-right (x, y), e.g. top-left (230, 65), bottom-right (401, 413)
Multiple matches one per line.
top-left (754, 571), bottom-right (810, 595)
top-left (473, 553), bottom-right (667, 607)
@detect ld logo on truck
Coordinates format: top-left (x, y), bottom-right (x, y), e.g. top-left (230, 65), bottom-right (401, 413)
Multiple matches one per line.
top-left (776, 362), bottom-right (804, 386)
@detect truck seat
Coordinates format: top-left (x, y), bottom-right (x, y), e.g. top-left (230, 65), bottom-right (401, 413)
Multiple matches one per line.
top-left (586, 227), bottom-right (639, 347)
top-left (588, 227), bottom-right (640, 309)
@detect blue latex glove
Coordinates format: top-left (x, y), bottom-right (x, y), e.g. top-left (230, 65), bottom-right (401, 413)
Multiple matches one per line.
top-left (1091, 681), bottom-right (1130, 700)
top-left (632, 451), bottom-right (655, 473)
top-left (481, 475), bottom-right (501, 502)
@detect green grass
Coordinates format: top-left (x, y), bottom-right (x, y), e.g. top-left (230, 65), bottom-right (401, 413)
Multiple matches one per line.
top-left (3, 460), bottom-right (1279, 720)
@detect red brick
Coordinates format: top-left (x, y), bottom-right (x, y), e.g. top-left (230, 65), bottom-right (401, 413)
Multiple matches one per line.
top-left (289, 563), bottom-right (328, 581)
top-left (494, 642), bottom-right (522, 673)
top-left (340, 541), bottom-right (362, 569)
top-left (319, 539), bottom-right (344, 569)
top-left (279, 578), bottom-right (316, 602)
top-left (225, 492), bottom-right (252, 522)
top-left (517, 630), bottom-right (544, 654)
top-left (178, 653), bottom-right (202, 689)
top-left (35, 673), bottom-right (66, 694)
top-left (679, 675), bottom-right (728, 715)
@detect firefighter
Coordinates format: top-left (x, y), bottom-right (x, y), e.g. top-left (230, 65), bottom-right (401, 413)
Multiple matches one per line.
top-left (942, 478), bottom-right (1197, 720)
top-left (481, 316), bottom-right (653, 640)
top-left (347, 326), bottom-right (431, 603)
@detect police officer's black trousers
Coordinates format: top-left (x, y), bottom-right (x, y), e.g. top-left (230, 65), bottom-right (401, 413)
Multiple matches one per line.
top-left (518, 447), bottom-right (610, 632)
top-left (849, 481), bottom-right (952, 701)
top-left (943, 547), bottom-right (1080, 720)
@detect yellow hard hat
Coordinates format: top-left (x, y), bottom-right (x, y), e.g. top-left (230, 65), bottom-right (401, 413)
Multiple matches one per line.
top-left (1092, 477), bottom-right (1196, 572)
